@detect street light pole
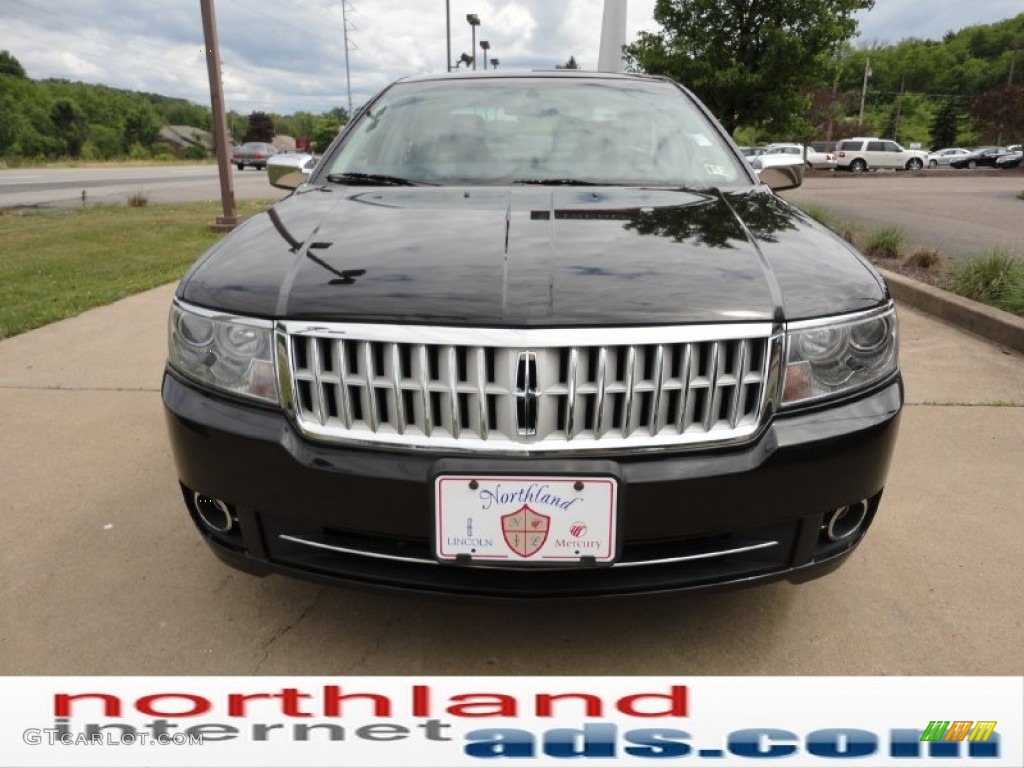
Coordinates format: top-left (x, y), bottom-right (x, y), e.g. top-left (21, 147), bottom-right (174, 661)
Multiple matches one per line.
top-left (445, 1), bottom-right (451, 72)
top-left (480, 40), bottom-right (490, 69)
top-left (466, 14), bottom-right (480, 70)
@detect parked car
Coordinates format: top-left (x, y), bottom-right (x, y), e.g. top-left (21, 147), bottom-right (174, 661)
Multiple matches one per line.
top-left (995, 149), bottom-right (1023, 169)
top-left (926, 148), bottom-right (970, 168)
top-left (834, 138), bottom-right (928, 172)
top-left (948, 146), bottom-right (1014, 169)
top-left (267, 151), bottom-right (318, 187)
top-left (759, 143), bottom-right (836, 170)
top-left (738, 146), bottom-right (767, 158)
top-left (231, 141), bottom-right (278, 170)
top-left (163, 71), bottom-right (902, 598)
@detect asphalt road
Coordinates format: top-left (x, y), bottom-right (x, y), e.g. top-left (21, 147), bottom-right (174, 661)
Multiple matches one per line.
top-left (3, 164), bottom-right (1022, 262)
top-left (0, 285), bottom-right (1021, 676)
top-left (781, 171), bottom-right (1024, 260)
top-left (0, 164), bottom-right (288, 208)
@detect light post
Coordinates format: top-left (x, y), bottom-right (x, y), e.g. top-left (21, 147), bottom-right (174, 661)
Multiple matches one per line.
top-left (490, 58), bottom-right (499, 69)
top-left (445, 1), bottom-right (451, 72)
top-left (480, 40), bottom-right (490, 69)
top-left (466, 14), bottom-right (480, 70)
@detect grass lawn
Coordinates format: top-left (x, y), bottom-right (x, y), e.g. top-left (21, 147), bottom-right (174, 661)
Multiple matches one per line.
top-left (0, 200), bottom-right (273, 340)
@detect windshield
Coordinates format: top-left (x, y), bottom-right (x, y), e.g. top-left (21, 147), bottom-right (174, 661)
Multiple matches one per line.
top-left (321, 77), bottom-right (749, 187)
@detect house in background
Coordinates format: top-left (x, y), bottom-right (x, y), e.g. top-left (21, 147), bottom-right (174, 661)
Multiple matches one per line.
top-left (157, 125), bottom-right (217, 156)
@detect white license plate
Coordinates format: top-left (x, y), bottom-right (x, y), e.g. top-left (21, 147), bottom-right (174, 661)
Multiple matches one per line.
top-left (434, 475), bottom-right (618, 564)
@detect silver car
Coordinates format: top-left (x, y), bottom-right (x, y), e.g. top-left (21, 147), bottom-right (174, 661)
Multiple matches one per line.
top-left (926, 148), bottom-right (970, 168)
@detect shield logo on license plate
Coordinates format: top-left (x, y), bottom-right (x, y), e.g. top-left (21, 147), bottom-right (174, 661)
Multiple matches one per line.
top-left (501, 504), bottom-right (550, 558)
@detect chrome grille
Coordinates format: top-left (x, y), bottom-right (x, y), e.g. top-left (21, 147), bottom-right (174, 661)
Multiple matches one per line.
top-left (281, 323), bottom-right (778, 453)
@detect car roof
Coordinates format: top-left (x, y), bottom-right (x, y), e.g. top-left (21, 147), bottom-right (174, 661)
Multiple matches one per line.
top-left (393, 69), bottom-right (673, 86)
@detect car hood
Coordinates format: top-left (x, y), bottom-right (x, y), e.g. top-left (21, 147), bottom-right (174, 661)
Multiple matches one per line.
top-left (179, 185), bottom-right (886, 325)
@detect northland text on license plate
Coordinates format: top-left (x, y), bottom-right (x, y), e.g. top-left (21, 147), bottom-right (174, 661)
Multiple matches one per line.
top-left (434, 475), bottom-right (618, 564)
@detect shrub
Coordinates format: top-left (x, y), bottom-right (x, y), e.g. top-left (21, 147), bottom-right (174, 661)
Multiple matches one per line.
top-left (863, 227), bottom-right (906, 260)
top-left (128, 142), bottom-right (151, 160)
top-left (903, 247), bottom-right (942, 270)
top-left (945, 250), bottom-right (1024, 316)
top-left (127, 188), bottom-right (148, 207)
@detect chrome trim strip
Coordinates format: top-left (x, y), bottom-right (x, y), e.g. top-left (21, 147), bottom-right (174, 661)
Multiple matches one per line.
top-left (650, 343), bottom-right (665, 435)
top-left (281, 321), bottom-right (775, 346)
top-left (390, 342), bottom-right (405, 435)
top-left (279, 534), bottom-right (779, 569)
top-left (785, 302), bottom-right (895, 331)
top-left (609, 540), bottom-right (779, 568)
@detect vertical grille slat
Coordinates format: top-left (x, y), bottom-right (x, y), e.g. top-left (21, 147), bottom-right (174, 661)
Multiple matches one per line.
top-left (650, 344), bottom-right (666, 435)
top-left (676, 343), bottom-right (693, 434)
top-left (566, 347), bottom-right (580, 440)
top-left (288, 327), bottom-right (772, 451)
top-left (703, 341), bottom-right (721, 433)
top-left (728, 340), bottom-right (748, 429)
top-left (622, 345), bottom-right (637, 438)
top-left (336, 340), bottom-right (353, 429)
top-left (389, 343), bottom-right (405, 435)
top-left (362, 341), bottom-right (379, 432)
top-left (446, 346), bottom-right (461, 439)
top-left (417, 345), bottom-right (432, 437)
top-left (594, 346), bottom-right (609, 439)
top-left (474, 347), bottom-right (489, 440)
top-left (308, 338), bottom-right (327, 427)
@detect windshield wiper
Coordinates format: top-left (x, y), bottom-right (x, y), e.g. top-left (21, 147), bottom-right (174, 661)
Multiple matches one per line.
top-left (326, 172), bottom-right (431, 186)
top-left (511, 178), bottom-right (604, 186)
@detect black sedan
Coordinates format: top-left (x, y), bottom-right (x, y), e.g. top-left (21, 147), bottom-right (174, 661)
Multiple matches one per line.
top-left (163, 72), bottom-right (901, 598)
top-left (949, 146), bottom-right (1015, 169)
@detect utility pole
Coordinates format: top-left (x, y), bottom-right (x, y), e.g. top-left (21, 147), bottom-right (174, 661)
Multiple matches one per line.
top-left (858, 58), bottom-right (872, 126)
top-left (200, 0), bottom-right (239, 230)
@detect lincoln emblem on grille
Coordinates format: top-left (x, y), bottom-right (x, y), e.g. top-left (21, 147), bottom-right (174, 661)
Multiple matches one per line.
top-left (514, 351), bottom-right (539, 436)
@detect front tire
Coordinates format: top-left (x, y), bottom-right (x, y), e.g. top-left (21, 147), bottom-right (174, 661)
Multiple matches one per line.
top-left (236, 163), bottom-right (244, 170)
top-left (968, 160), bottom-right (977, 169)
top-left (906, 158), bottom-right (923, 171)
top-left (850, 158), bottom-right (867, 173)
top-left (928, 159), bottom-right (937, 168)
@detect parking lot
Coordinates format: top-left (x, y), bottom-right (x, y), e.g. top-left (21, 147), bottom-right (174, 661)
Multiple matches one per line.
top-left (1, 275), bottom-right (1021, 676)
top-left (782, 170), bottom-right (1024, 260)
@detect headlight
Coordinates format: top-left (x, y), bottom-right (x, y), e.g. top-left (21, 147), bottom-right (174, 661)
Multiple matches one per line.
top-left (168, 302), bottom-right (278, 403)
top-left (782, 306), bottom-right (898, 405)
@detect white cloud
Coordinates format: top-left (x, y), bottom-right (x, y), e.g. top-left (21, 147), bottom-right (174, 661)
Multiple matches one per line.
top-left (0, 0), bottom-right (1019, 115)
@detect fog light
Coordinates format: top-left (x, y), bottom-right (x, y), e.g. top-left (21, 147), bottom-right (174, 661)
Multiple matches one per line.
top-left (193, 493), bottom-right (234, 533)
top-left (824, 501), bottom-right (868, 542)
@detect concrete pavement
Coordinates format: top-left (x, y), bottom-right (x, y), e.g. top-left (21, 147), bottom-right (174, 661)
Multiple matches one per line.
top-left (1, 286), bottom-right (1021, 675)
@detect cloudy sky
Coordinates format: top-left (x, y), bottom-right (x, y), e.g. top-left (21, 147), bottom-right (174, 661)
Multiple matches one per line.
top-left (1, 0), bottom-right (1020, 115)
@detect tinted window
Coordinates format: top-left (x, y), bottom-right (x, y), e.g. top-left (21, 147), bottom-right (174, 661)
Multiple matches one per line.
top-left (323, 78), bottom-right (748, 187)
top-left (837, 141), bottom-right (861, 151)
top-left (866, 142), bottom-right (886, 151)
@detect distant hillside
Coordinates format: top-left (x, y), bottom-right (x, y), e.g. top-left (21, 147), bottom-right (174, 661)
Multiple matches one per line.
top-left (0, 49), bottom-right (347, 162)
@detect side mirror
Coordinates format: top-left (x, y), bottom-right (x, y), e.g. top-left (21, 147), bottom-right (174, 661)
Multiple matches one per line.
top-left (267, 154), bottom-right (316, 190)
top-left (757, 163), bottom-right (804, 191)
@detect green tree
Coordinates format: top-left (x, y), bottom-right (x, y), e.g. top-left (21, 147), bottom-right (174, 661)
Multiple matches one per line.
top-left (243, 111), bottom-right (275, 143)
top-left (50, 98), bottom-right (88, 157)
top-left (311, 116), bottom-right (340, 153)
top-left (930, 100), bottom-right (961, 147)
top-left (624, 0), bottom-right (874, 135)
top-left (122, 105), bottom-right (161, 151)
top-left (556, 56), bottom-right (580, 69)
top-left (972, 84), bottom-right (1024, 144)
top-left (0, 50), bottom-right (27, 78)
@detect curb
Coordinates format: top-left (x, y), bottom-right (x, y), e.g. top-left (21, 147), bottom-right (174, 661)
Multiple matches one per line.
top-left (879, 268), bottom-right (1024, 354)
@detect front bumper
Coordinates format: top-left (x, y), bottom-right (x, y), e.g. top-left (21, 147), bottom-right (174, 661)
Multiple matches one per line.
top-left (162, 371), bottom-right (902, 598)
